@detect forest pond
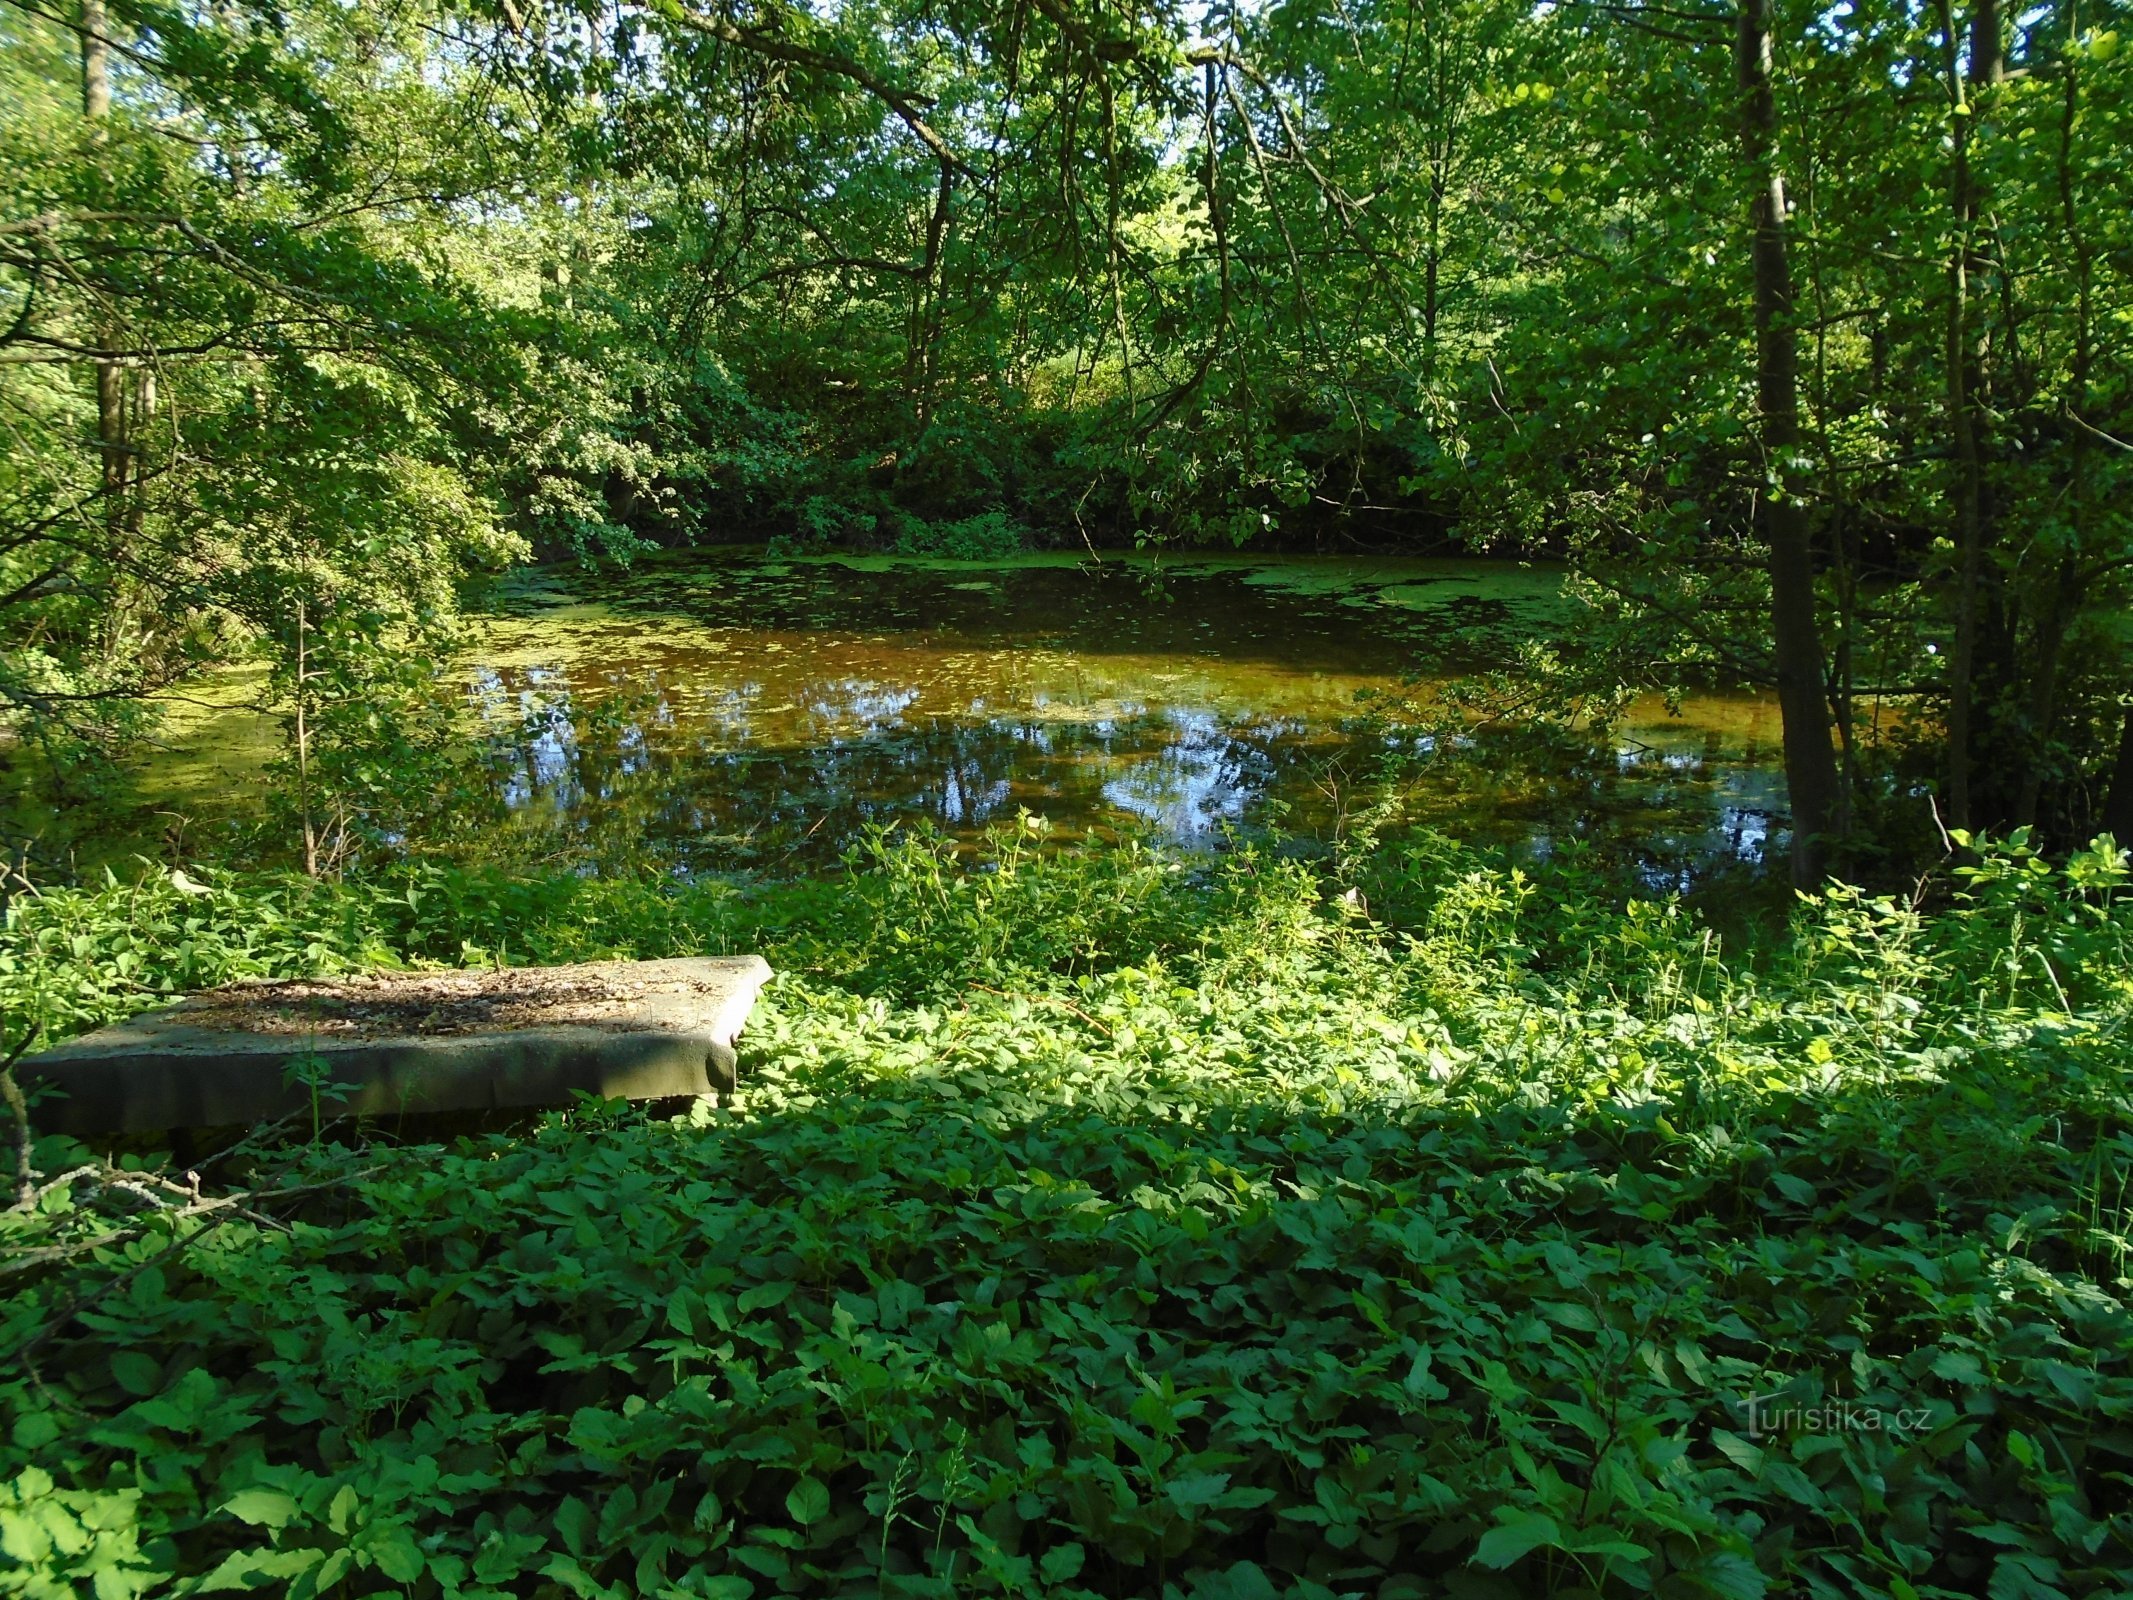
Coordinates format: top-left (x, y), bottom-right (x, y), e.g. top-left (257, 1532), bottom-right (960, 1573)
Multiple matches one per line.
top-left (143, 550), bottom-right (1791, 883)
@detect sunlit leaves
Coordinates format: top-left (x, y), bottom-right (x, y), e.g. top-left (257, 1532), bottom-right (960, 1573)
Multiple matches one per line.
top-left (5, 827), bottom-right (2133, 1593)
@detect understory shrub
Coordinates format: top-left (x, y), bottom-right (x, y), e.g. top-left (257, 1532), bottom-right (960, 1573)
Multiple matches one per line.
top-left (888, 509), bottom-right (1031, 561)
top-left (2, 829), bottom-right (2130, 1598)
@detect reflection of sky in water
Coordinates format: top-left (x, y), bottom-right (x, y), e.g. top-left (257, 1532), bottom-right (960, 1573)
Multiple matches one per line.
top-left (935, 758), bottom-right (1014, 825)
top-left (1100, 709), bottom-right (1260, 835)
top-left (501, 697), bottom-right (578, 809)
top-left (696, 682), bottom-right (763, 742)
top-left (806, 681), bottom-right (921, 738)
top-left (462, 558), bottom-right (1798, 879)
top-left (474, 666), bottom-right (1791, 877)
top-left (1608, 741), bottom-right (1787, 890)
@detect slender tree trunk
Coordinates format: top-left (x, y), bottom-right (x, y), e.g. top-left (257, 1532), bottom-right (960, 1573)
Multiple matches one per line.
top-left (2015, 556), bottom-right (2081, 828)
top-left (2025, 16), bottom-right (2101, 836)
top-left (294, 601), bottom-right (319, 878)
top-left (1203, 60), bottom-right (1230, 327)
top-left (79, 0), bottom-right (107, 118)
top-left (1830, 509), bottom-right (1859, 839)
top-left (1938, 0), bottom-right (1982, 829)
top-left (2103, 702), bottom-right (2133, 847)
top-left (1803, 143), bottom-right (1857, 843)
top-left (1736, 0), bottom-right (1840, 886)
top-left (1423, 161), bottom-right (1443, 364)
top-left (1938, 0), bottom-right (2001, 832)
top-left (81, 0), bottom-right (128, 540)
top-left (911, 161), bottom-right (953, 432)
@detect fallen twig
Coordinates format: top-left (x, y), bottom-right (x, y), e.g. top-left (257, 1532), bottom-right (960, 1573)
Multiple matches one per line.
top-left (965, 982), bottom-right (1115, 1037)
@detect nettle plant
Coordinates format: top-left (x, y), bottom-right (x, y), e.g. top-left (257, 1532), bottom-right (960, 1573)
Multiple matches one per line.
top-left (1, 828), bottom-right (2130, 1598)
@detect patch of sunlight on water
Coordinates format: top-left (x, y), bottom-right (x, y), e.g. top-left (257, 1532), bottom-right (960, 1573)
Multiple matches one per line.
top-left (453, 548), bottom-right (1792, 877)
top-left (57, 547), bottom-right (1801, 879)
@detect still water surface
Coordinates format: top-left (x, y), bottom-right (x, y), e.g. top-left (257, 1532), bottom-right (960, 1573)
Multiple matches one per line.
top-left (451, 550), bottom-right (1789, 881)
top-left (111, 550), bottom-right (1787, 879)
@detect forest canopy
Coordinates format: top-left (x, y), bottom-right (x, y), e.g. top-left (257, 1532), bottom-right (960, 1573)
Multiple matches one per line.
top-left (2, 0), bottom-right (2131, 871)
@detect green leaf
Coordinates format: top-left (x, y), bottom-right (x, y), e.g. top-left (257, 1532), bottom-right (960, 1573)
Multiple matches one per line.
top-left (785, 1477), bottom-right (829, 1526)
top-left (326, 1484), bottom-right (361, 1537)
top-left (1685, 1551), bottom-right (1770, 1600)
top-left (1040, 1542), bottom-right (1086, 1583)
top-left (739, 1280), bottom-right (796, 1314)
top-left (665, 1288), bottom-right (695, 1336)
top-left (199, 1548), bottom-right (326, 1592)
top-left (1710, 1429), bottom-right (1764, 1475)
top-left (1771, 1172), bottom-right (1816, 1205)
top-left (223, 1489), bottom-right (301, 1531)
top-left (1189, 1561), bottom-right (1279, 1600)
top-left (1563, 1528), bottom-right (1651, 1561)
top-left (311, 1548), bottom-right (355, 1593)
top-left (1473, 1510), bottom-right (1563, 1569)
top-left (372, 1530), bottom-right (425, 1583)
top-left (110, 1352), bottom-right (162, 1396)
top-left (1165, 1470), bottom-right (1232, 1509)
top-left (0, 1507), bottom-right (53, 1565)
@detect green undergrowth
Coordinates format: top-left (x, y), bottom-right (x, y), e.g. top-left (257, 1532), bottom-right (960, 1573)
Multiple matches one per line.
top-left (3, 827), bottom-right (2133, 1599)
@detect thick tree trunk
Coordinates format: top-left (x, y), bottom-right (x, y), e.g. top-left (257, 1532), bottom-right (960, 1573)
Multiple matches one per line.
top-left (79, 0), bottom-right (107, 117)
top-left (1736, 0), bottom-right (1840, 887)
top-left (1971, 0), bottom-right (2004, 88)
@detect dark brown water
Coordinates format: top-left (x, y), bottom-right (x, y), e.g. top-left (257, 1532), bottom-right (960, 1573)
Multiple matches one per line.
top-left (455, 550), bottom-right (1788, 883)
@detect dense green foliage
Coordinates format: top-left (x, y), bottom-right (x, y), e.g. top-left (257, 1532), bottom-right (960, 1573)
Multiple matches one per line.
top-left (6, 828), bottom-right (2133, 1596)
top-left (8, 0), bottom-right (2133, 1589)
top-left (6, 0), bottom-right (2132, 857)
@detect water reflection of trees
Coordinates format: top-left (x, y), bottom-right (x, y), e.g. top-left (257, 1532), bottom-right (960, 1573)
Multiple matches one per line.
top-left (1454, 725), bottom-right (1788, 883)
top-left (473, 669), bottom-right (1334, 868)
top-left (470, 660), bottom-right (1788, 883)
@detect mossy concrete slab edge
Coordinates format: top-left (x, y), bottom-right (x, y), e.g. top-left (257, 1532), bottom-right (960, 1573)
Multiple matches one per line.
top-left (20, 956), bottom-right (773, 1134)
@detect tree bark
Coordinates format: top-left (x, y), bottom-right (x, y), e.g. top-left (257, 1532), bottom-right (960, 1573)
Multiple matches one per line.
top-left (910, 161), bottom-right (953, 431)
top-left (2102, 701), bottom-right (2133, 848)
top-left (2042, 16), bottom-right (2101, 836)
top-left (1938, 0), bottom-right (2001, 832)
top-left (80, 0), bottom-right (108, 118)
top-left (1936, 0), bottom-right (1996, 827)
top-left (1736, 0), bottom-right (1840, 887)
top-left (81, 0), bottom-right (127, 539)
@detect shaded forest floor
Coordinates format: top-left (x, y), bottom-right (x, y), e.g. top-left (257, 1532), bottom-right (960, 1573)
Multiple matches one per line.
top-left (4, 826), bottom-right (2131, 1598)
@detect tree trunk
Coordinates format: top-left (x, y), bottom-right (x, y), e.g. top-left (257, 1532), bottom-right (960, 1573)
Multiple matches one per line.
top-left (81, 0), bottom-right (127, 539)
top-left (2014, 555), bottom-right (2080, 829)
top-left (1423, 162), bottom-right (1443, 364)
top-left (79, 0), bottom-right (108, 117)
top-left (1938, 0), bottom-right (2001, 832)
top-left (1736, 0), bottom-right (1840, 887)
top-left (2023, 15), bottom-right (2100, 836)
top-left (910, 161), bottom-right (953, 432)
top-left (2102, 702), bottom-right (2133, 848)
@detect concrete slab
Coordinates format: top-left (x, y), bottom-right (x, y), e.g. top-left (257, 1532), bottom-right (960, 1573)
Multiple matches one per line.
top-left (19, 956), bottom-right (773, 1134)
